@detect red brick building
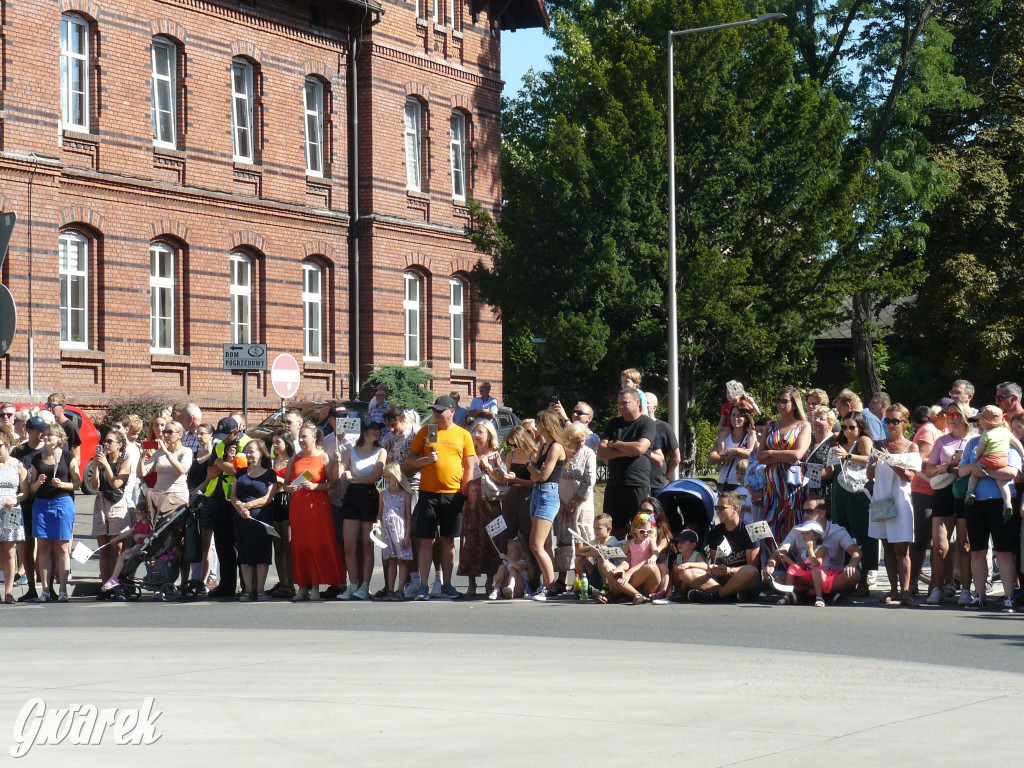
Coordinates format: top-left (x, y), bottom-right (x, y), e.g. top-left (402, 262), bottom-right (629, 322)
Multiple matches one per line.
top-left (0, 0), bottom-right (545, 418)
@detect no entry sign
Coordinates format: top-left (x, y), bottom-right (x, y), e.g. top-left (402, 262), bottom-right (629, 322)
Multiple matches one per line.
top-left (271, 353), bottom-right (301, 399)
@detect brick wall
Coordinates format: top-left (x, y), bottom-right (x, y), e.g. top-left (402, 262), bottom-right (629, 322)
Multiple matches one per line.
top-left (0, 0), bottom-right (508, 421)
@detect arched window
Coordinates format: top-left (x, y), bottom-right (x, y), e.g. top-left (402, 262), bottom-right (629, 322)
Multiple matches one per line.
top-left (231, 58), bottom-right (255, 162)
top-left (404, 272), bottom-right (422, 365)
top-left (449, 277), bottom-right (465, 368)
top-left (150, 243), bottom-right (175, 352)
top-left (449, 111), bottom-right (467, 201)
top-left (404, 98), bottom-right (423, 191)
top-left (60, 15), bottom-right (90, 131)
top-left (59, 231), bottom-right (89, 347)
top-left (151, 38), bottom-right (177, 147)
top-left (302, 261), bottom-right (323, 361)
top-left (304, 77), bottom-right (325, 176)
top-left (230, 252), bottom-right (252, 343)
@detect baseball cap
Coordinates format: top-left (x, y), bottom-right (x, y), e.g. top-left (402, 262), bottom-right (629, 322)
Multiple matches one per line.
top-left (935, 396), bottom-right (953, 410)
top-left (26, 416), bottom-right (46, 431)
top-left (793, 521), bottom-right (824, 536)
top-left (330, 403), bottom-right (348, 418)
top-left (672, 529), bottom-right (699, 545)
top-left (431, 395), bottom-right (456, 411)
top-left (213, 417), bottom-right (239, 441)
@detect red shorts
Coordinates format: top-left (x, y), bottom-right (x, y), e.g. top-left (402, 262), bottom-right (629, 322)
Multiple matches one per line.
top-left (785, 564), bottom-right (841, 594)
top-left (979, 453), bottom-right (1008, 470)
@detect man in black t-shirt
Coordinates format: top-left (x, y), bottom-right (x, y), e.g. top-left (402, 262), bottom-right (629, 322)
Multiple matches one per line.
top-left (47, 392), bottom-right (82, 465)
top-left (598, 389), bottom-right (657, 537)
top-left (676, 490), bottom-right (762, 602)
top-left (645, 392), bottom-right (680, 490)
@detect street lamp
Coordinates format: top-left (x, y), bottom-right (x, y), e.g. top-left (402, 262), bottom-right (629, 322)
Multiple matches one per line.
top-left (666, 12), bottom-right (786, 477)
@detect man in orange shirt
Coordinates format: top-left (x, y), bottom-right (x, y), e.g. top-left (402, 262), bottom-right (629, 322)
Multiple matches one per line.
top-left (404, 395), bottom-right (477, 600)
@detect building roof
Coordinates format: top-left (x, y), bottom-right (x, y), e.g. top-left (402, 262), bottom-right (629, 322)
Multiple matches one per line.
top-left (492, 0), bottom-right (549, 31)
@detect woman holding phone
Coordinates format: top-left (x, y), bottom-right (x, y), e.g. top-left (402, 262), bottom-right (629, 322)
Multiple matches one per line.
top-left (91, 429), bottom-right (133, 585)
top-left (140, 420), bottom-right (192, 523)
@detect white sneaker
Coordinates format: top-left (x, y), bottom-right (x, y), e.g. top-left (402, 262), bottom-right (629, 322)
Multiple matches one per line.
top-left (404, 582), bottom-right (420, 598)
top-left (430, 578), bottom-right (442, 597)
top-left (487, 589), bottom-right (499, 601)
top-left (338, 584), bottom-right (358, 600)
top-left (866, 571), bottom-right (877, 586)
top-left (957, 588), bottom-right (971, 607)
top-left (926, 587), bottom-right (943, 606)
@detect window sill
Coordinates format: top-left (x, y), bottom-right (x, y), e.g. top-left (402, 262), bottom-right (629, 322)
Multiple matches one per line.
top-left (407, 189), bottom-right (429, 200)
top-left (452, 29), bottom-right (464, 39)
top-left (61, 347), bottom-right (104, 361)
top-left (151, 353), bottom-right (190, 365)
top-left (153, 145), bottom-right (186, 159)
top-left (451, 366), bottom-right (476, 376)
top-left (234, 160), bottom-right (262, 172)
top-left (62, 128), bottom-right (99, 143)
top-left (303, 360), bottom-right (334, 372)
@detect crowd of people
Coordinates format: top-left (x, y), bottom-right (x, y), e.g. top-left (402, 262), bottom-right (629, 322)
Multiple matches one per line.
top-left (0, 373), bottom-right (1021, 612)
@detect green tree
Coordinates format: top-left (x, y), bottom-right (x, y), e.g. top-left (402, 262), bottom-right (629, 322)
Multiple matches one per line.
top-left (471, 0), bottom-right (857, 469)
top-left (363, 364), bottom-right (435, 414)
top-left (894, 1), bottom-right (1024, 390)
top-left (773, 0), bottom-right (973, 397)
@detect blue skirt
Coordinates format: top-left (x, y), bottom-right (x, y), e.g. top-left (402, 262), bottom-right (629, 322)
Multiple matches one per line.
top-left (33, 495), bottom-right (76, 540)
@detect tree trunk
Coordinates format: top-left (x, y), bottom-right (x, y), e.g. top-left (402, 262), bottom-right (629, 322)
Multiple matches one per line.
top-left (678, 341), bottom-right (697, 477)
top-left (851, 290), bottom-right (881, 398)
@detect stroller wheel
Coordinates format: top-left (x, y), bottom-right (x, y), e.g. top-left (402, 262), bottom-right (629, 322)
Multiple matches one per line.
top-left (126, 584), bottom-right (142, 602)
top-left (158, 584), bottom-right (176, 601)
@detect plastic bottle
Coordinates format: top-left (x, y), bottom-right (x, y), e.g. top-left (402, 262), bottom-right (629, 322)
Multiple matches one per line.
top-left (579, 572), bottom-right (589, 601)
top-left (573, 574), bottom-right (582, 599)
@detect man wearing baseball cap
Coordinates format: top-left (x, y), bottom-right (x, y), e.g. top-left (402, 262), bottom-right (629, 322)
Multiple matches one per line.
top-left (403, 395), bottom-right (477, 600)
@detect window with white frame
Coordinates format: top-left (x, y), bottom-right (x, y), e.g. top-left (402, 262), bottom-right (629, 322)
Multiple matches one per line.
top-left (230, 252), bottom-right (252, 343)
top-left (404, 272), bottom-right (421, 365)
top-left (151, 39), bottom-right (176, 147)
top-left (59, 15), bottom-right (89, 131)
top-left (150, 244), bottom-right (175, 353)
top-left (304, 78), bottom-right (324, 176)
top-left (302, 262), bottom-right (323, 361)
top-left (450, 112), bottom-right (466, 200)
top-left (231, 59), bottom-right (255, 162)
top-left (404, 98), bottom-right (422, 191)
top-left (59, 232), bottom-right (89, 348)
top-left (449, 277), bottom-right (465, 368)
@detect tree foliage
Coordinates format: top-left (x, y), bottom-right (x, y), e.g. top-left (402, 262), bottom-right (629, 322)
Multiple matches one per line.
top-left (894, 0), bottom-right (1024, 391)
top-left (363, 364), bottom-right (435, 414)
top-left (471, 0), bottom-right (857, 466)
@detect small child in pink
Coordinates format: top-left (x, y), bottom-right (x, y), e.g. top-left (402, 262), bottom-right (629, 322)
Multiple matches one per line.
top-left (965, 406), bottom-right (1024, 516)
top-left (780, 521), bottom-right (834, 607)
top-left (101, 507), bottom-right (153, 591)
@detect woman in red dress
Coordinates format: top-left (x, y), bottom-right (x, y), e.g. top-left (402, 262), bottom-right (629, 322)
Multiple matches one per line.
top-left (287, 425), bottom-right (344, 601)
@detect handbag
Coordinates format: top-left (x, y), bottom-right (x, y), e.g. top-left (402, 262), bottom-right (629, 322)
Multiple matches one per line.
top-left (929, 471), bottom-right (956, 490)
top-left (837, 460), bottom-right (868, 494)
top-left (869, 497), bottom-right (897, 522)
top-left (785, 464), bottom-right (807, 488)
top-left (480, 453), bottom-right (509, 501)
top-left (952, 475), bottom-right (970, 500)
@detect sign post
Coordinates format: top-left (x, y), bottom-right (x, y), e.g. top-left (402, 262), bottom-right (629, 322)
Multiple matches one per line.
top-left (223, 343), bottom-right (268, 424)
top-left (0, 212), bottom-right (17, 356)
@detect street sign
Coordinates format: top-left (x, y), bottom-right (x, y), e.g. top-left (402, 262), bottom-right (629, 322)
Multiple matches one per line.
top-left (222, 343), bottom-right (267, 371)
top-left (271, 353), bottom-right (301, 399)
top-left (0, 284), bottom-right (16, 356)
top-left (0, 212), bottom-right (15, 268)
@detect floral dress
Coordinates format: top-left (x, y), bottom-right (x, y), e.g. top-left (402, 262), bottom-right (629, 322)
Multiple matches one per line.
top-left (554, 445), bottom-right (596, 571)
top-left (457, 451), bottom-right (504, 580)
top-left (0, 461), bottom-right (24, 542)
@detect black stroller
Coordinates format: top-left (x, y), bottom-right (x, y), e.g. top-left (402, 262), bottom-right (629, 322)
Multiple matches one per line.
top-left (102, 503), bottom-right (188, 602)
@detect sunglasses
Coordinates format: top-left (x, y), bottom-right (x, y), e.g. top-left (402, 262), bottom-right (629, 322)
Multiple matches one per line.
top-left (841, 424), bottom-right (858, 431)
top-left (776, 399), bottom-right (792, 405)
top-left (162, 429), bottom-right (179, 435)
top-left (946, 412), bottom-right (961, 421)
top-left (572, 409), bottom-right (590, 417)
top-left (996, 393), bottom-right (1014, 402)
top-left (45, 403), bottom-right (57, 410)
top-left (636, 528), bottom-right (653, 536)
top-left (714, 505), bottom-right (735, 512)
top-left (883, 418), bottom-right (904, 425)
top-left (102, 439), bottom-right (119, 445)
top-left (0, 412), bottom-right (14, 419)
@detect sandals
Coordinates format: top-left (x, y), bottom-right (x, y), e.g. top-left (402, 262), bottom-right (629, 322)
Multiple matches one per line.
top-left (879, 592), bottom-right (898, 605)
top-left (594, 591), bottom-right (610, 604)
top-left (632, 593), bottom-right (649, 605)
top-left (385, 590), bottom-right (403, 602)
top-left (900, 594), bottom-right (919, 608)
top-left (814, 597), bottom-right (825, 608)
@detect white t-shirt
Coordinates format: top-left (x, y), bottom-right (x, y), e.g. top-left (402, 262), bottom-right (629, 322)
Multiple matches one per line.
top-left (780, 522), bottom-right (856, 571)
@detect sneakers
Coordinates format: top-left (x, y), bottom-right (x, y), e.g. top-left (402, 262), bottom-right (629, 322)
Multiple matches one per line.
top-left (414, 585), bottom-right (430, 601)
top-left (35, 592), bottom-right (50, 603)
top-left (58, 592), bottom-right (68, 602)
top-left (404, 581), bottom-right (421, 599)
top-left (926, 587), bottom-right (943, 606)
top-left (430, 577), bottom-right (442, 597)
top-left (292, 587), bottom-right (310, 602)
top-left (338, 584), bottom-right (359, 601)
top-left (964, 492), bottom-right (976, 506)
top-left (866, 571), bottom-right (877, 587)
top-left (487, 589), bottom-right (499, 601)
top-left (687, 588), bottom-right (720, 603)
top-left (440, 584), bottom-right (462, 600)
top-left (15, 574), bottom-right (27, 586)
top-left (957, 589), bottom-right (972, 607)
top-left (532, 587), bottom-right (559, 602)
top-left (965, 595), bottom-right (985, 610)
top-left (352, 583), bottom-right (370, 601)
top-left (1003, 597), bottom-right (1015, 613)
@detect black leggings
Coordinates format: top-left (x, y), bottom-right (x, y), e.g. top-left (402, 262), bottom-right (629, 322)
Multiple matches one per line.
top-left (212, 498), bottom-right (237, 592)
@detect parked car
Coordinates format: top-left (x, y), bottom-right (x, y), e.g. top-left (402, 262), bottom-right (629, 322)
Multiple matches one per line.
top-left (496, 407), bottom-right (521, 444)
top-left (13, 403), bottom-right (100, 489)
top-left (247, 400), bottom-right (370, 445)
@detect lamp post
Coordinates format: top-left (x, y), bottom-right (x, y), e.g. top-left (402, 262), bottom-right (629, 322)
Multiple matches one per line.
top-left (666, 12), bottom-right (786, 478)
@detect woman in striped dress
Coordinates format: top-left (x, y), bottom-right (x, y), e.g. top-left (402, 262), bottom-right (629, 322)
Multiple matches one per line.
top-left (757, 387), bottom-right (811, 541)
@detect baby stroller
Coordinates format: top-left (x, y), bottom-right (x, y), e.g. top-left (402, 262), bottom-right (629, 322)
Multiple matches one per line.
top-left (653, 478), bottom-right (717, 546)
top-left (103, 503), bottom-right (188, 602)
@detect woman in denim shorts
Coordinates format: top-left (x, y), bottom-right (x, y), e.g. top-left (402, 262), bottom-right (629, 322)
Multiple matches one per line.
top-left (528, 411), bottom-right (567, 601)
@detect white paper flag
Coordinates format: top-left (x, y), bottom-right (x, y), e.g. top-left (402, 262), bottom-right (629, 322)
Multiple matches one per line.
top-left (745, 521), bottom-right (774, 542)
top-left (71, 541), bottom-right (94, 565)
top-left (485, 516), bottom-right (507, 539)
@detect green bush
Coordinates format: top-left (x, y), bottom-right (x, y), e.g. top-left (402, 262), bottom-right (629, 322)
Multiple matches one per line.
top-left (693, 419), bottom-right (716, 478)
top-left (102, 396), bottom-right (168, 432)
top-left (364, 364), bottom-right (435, 415)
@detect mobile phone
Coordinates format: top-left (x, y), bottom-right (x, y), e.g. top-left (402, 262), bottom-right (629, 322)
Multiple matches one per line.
top-left (428, 424), bottom-right (438, 444)
top-left (142, 440), bottom-right (159, 450)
